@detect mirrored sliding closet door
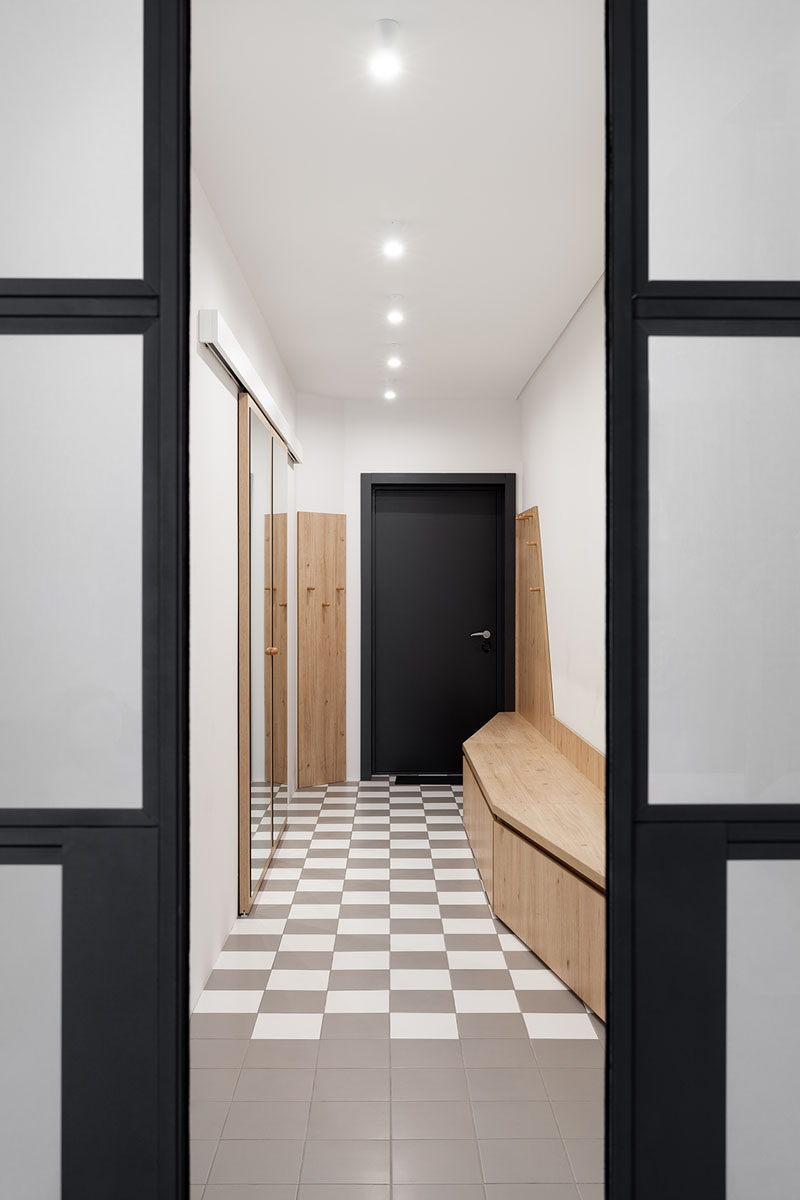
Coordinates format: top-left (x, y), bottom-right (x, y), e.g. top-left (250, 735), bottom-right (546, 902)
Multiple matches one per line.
top-left (238, 393), bottom-right (289, 913)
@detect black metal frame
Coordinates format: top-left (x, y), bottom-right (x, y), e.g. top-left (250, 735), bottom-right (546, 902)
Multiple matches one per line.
top-left (607, 2), bottom-right (800, 1196)
top-left (360, 473), bottom-right (516, 781)
top-left (0, 2), bottom-right (190, 1195)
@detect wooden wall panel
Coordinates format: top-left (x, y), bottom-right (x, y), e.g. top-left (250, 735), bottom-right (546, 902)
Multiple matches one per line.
top-left (516, 506), bottom-right (605, 790)
top-left (298, 512), bottom-right (347, 787)
top-left (462, 756), bottom-right (494, 903)
top-left (272, 511), bottom-right (288, 786)
top-left (494, 819), bottom-right (606, 1019)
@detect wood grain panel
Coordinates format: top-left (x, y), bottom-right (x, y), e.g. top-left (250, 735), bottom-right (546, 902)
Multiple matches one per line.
top-left (272, 509), bottom-right (288, 786)
top-left (494, 820), bottom-right (606, 1019)
top-left (464, 712), bottom-right (605, 889)
top-left (462, 756), bottom-right (494, 903)
top-left (515, 506), bottom-right (605, 791)
top-left (298, 511), bottom-right (347, 787)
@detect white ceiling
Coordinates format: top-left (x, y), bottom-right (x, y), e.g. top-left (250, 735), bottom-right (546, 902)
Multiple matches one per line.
top-left (192, 0), bottom-right (605, 410)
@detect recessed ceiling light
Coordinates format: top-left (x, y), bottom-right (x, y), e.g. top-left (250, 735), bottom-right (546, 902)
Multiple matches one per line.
top-left (387, 355), bottom-right (402, 369)
top-left (387, 309), bottom-right (404, 325)
top-left (382, 221), bottom-right (405, 259)
top-left (384, 389), bottom-right (397, 401)
top-left (370, 19), bottom-right (401, 82)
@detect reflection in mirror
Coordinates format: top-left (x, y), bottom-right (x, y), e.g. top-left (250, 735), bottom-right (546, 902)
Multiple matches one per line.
top-left (272, 438), bottom-right (289, 837)
top-left (249, 412), bottom-right (273, 894)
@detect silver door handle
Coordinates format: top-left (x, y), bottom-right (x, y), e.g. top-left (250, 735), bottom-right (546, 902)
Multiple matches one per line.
top-left (470, 630), bottom-right (492, 639)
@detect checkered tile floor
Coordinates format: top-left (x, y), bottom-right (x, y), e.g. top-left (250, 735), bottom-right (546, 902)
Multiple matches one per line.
top-left (191, 781), bottom-right (605, 1197)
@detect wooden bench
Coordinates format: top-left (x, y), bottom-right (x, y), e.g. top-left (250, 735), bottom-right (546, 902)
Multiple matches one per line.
top-left (463, 711), bottom-right (605, 1019)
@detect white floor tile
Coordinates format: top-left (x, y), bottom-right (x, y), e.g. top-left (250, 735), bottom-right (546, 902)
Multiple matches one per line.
top-left (279, 934), bottom-right (336, 951)
top-left (391, 934), bottom-right (446, 951)
top-left (390, 969), bottom-right (452, 990)
top-left (510, 970), bottom-right (566, 990)
top-left (389, 840), bottom-right (430, 849)
top-left (345, 868), bottom-right (391, 880)
top-left (498, 932), bottom-right (528, 951)
top-left (447, 951), bottom-right (507, 970)
top-left (306, 839), bottom-right (350, 849)
top-left (337, 919), bottom-right (390, 934)
top-left (523, 1013), bottom-right (598, 1039)
top-left (390, 1012), bottom-right (459, 1039)
top-left (233, 918), bottom-right (287, 935)
top-left (391, 858), bottom-right (433, 871)
top-left (434, 869), bottom-right (481, 880)
top-left (252, 1012), bottom-right (324, 1039)
top-left (193, 991), bottom-right (263, 1014)
top-left (215, 951), bottom-right (276, 971)
top-left (324, 990), bottom-right (390, 1013)
top-left (266, 970), bottom-right (330, 991)
top-left (437, 892), bottom-right (488, 907)
top-left (332, 951), bottom-right (390, 971)
top-left (431, 849), bottom-right (474, 859)
top-left (296, 879), bottom-right (344, 892)
top-left (442, 919), bottom-right (497, 934)
top-left (253, 891), bottom-right (295, 907)
top-left (390, 879), bottom-right (437, 892)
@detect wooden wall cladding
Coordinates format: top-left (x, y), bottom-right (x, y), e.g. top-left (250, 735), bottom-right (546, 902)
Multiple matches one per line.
top-left (272, 512), bottom-right (288, 786)
top-left (298, 512), bottom-right (346, 788)
top-left (493, 819), bottom-right (606, 1020)
top-left (515, 507), bottom-right (605, 790)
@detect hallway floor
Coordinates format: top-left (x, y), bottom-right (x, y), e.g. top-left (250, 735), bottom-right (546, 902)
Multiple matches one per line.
top-left (191, 781), bottom-right (604, 1199)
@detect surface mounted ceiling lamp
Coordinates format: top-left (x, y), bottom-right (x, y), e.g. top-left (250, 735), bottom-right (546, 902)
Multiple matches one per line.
top-left (370, 19), bottom-right (401, 82)
top-left (384, 388), bottom-right (397, 401)
top-left (382, 220), bottom-right (405, 259)
top-left (386, 352), bottom-right (402, 369)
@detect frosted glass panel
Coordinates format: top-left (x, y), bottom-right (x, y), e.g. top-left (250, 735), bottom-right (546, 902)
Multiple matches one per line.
top-left (0, 1), bottom-right (143, 278)
top-left (649, 0), bottom-right (800, 280)
top-left (727, 859), bottom-right (800, 1199)
top-left (649, 338), bottom-right (800, 804)
top-left (0, 336), bottom-right (143, 808)
top-left (0, 864), bottom-right (61, 1199)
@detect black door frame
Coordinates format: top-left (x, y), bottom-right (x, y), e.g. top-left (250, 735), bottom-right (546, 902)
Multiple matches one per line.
top-left (607, 2), bottom-right (800, 1197)
top-left (0, 2), bottom-right (190, 1195)
top-left (360, 473), bottom-right (516, 780)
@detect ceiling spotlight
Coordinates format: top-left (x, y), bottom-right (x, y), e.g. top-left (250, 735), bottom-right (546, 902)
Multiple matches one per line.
top-left (382, 220), bottom-right (405, 259)
top-left (387, 308), bottom-right (404, 325)
top-left (387, 355), bottom-right (402, 369)
top-left (370, 19), bottom-right (401, 82)
top-left (384, 389), bottom-right (397, 401)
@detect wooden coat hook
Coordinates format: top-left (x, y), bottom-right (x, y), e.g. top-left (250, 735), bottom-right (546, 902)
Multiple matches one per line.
top-left (306, 585), bottom-right (315, 591)
top-left (322, 601), bottom-right (331, 607)
top-left (526, 541), bottom-right (538, 546)
top-left (529, 587), bottom-right (541, 592)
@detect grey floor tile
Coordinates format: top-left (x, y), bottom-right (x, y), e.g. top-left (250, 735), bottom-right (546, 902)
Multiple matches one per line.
top-left (300, 1139), bottom-right (391, 1184)
top-left (244, 1040), bottom-right (319, 1069)
top-left (298, 1187), bottom-right (390, 1200)
top-left (206, 970), bottom-right (270, 991)
top-left (542, 1069), bottom-right (604, 1102)
top-left (321, 1013), bottom-right (390, 1039)
top-left (204, 1188), bottom-right (297, 1199)
top-left (390, 1040), bottom-right (462, 1068)
top-left (532, 1041), bottom-right (605, 1070)
top-left (392, 1139), bottom-right (483, 1185)
top-left (472, 1100), bottom-right (560, 1139)
top-left (190, 1187), bottom-right (205, 1200)
top-left (466, 1068), bottom-right (547, 1102)
top-left (392, 1188), bottom-right (485, 1200)
top-left (457, 1014), bottom-right (528, 1039)
top-left (552, 1102), bottom-right (604, 1139)
top-left (191, 1039), bottom-right (250, 1069)
top-left (577, 1187), bottom-right (604, 1200)
top-left (517, 991), bottom-right (587, 1013)
top-left (317, 1039), bottom-right (390, 1068)
top-left (460, 1039), bottom-right (535, 1068)
top-left (392, 1100), bottom-right (475, 1140)
top-left (307, 1100), bottom-right (390, 1140)
top-left (484, 1187), bottom-right (580, 1199)
top-left (208, 1140), bottom-right (304, 1186)
top-left (390, 1067), bottom-right (468, 1101)
top-left (191, 1140), bottom-right (218, 1186)
top-left (259, 990), bottom-right (327, 1013)
top-left (192, 1068), bottom-right (241, 1102)
top-left (233, 1068), bottom-right (315, 1101)
top-left (191, 1099), bottom-right (231, 1141)
top-left (312, 1067), bottom-right (391, 1101)
top-left (479, 1139), bottom-right (574, 1184)
top-left (191, 1014), bottom-right (257, 1040)
top-left (390, 990), bottom-right (455, 1012)
top-left (221, 1100), bottom-right (310, 1140)
top-left (563, 1140), bottom-right (604, 1183)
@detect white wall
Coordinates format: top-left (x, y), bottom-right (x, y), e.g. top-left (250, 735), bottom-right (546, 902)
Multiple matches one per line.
top-left (190, 169), bottom-right (299, 1008)
top-left (518, 278), bottom-right (606, 751)
top-left (296, 395), bottom-right (523, 779)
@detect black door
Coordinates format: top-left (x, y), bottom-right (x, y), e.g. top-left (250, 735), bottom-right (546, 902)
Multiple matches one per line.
top-left (362, 475), bottom-right (515, 777)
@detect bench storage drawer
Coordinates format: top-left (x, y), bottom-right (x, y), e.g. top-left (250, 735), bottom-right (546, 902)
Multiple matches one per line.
top-left (493, 820), bottom-right (605, 1020)
top-left (462, 756), bottom-right (494, 903)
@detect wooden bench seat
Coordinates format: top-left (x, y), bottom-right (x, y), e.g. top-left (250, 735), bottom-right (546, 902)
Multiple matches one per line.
top-left (462, 711), bottom-right (606, 1019)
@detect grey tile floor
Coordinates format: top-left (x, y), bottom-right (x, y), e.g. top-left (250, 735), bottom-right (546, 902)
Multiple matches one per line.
top-left (191, 781), bottom-right (605, 1199)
